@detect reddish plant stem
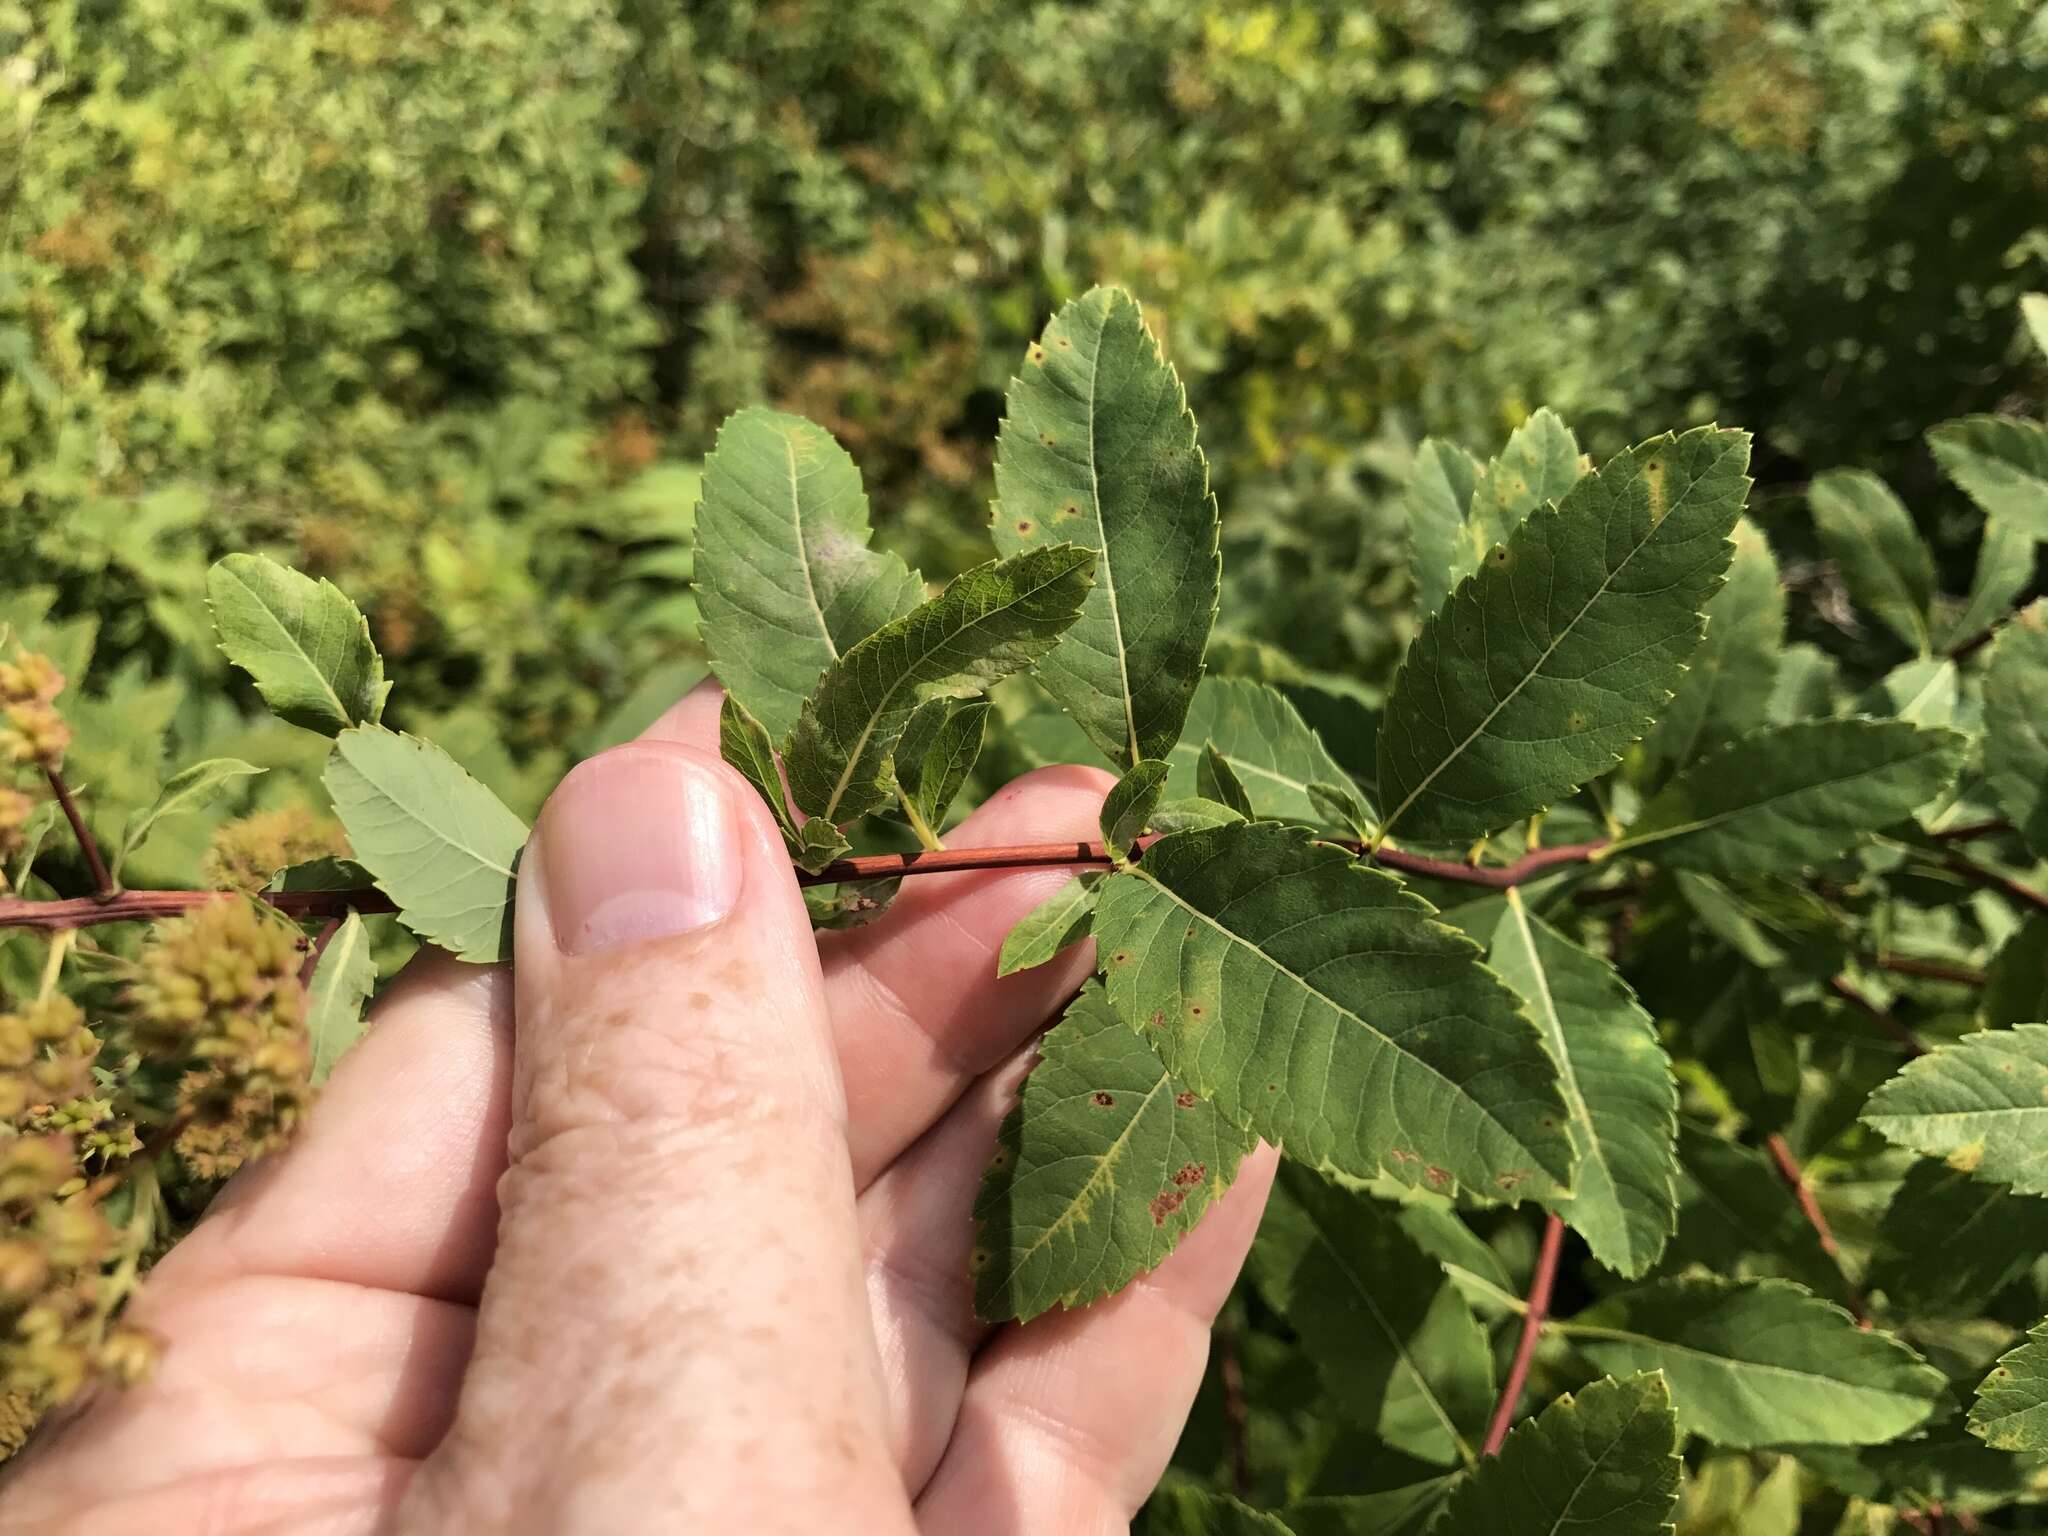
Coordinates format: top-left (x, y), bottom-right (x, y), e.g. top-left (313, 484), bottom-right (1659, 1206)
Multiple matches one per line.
top-left (1942, 850), bottom-right (2048, 917)
top-left (1930, 818), bottom-right (2012, 844)
top-left (1828, 975), bottom-right (1924, 1057)
top-left (1871, 953), bottom-right (1987, 987)
top-left (1764, 1132), bottom-right (1870, 1326)
top-left (0, 837), bottom-right (1612, 931)
top-left (45, 766), bottom-right (111, 898)
top-left (1482, 1210), bottom-right (1565, 1457)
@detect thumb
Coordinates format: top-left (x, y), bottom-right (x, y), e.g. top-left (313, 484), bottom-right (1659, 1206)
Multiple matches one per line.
top-left (403, 743), bottom-right (907, 1535)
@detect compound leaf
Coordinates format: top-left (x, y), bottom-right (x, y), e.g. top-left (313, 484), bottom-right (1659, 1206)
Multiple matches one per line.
top-left (1488, 898), bottom-right (1679, 1278)
top-left (1377, 427), bottom-right (1752, 841)
top-left (1093, 821), bottom-right (1574, 1199)
top-left (1250, 1163), bottom-right (1494, 1467)
top-left (1435, 1373), bottom-right (1680, 1536)
top-left (1606, 720), bottom-right (1965, 875)
top-left (1569, 1278), bottom-right (1945, 1448)
top-left (209, 554), bottom-right (388, 735)
top-left (973, 983), bottom-right (1254, 1322)
top-left (783, 546), bottom-right (1095, 825)
top-left (324, 726), bottom-right (528, 964)
top-left (306, 912), bottom-right (376, 1085)
top-left (1808, 470), bottom-right (1936, 651)
top-left (1969, 1320), bottom-right (2048, 1453)
top-left (1981, 605), bottom-right (2048, 857)
top-left (695, 408), bottom-right (923, 739)
top-left (992, 286), bottom-right (1219, 769)
top-left (1862, 1024), bottom-right (2048, 1196)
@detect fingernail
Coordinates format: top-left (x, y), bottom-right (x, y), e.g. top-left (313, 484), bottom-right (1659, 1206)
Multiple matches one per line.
top-left (540, 749), bottom-right (743, 955)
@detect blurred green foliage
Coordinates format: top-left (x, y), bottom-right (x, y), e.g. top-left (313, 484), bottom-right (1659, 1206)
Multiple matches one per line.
top-left (2, 0), bottom-right (2045, 810)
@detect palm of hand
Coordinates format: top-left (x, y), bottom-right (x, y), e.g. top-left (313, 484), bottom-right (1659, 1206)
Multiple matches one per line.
top-left (0, 687), bottom-right (1273, 1535)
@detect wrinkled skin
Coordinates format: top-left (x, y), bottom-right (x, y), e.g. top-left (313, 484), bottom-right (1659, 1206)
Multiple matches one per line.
top-left (1, 682), bottom-right (1274, 1534)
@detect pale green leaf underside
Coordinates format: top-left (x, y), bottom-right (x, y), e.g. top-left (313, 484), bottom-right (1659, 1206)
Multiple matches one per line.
top-left (1377, 427), bottom-right (1752, 841)
top-left (1570, 1277), bottom-right (1946, 1448)
top-left (324, 726), bottom-right (529, 964)
top-left (1808, 469), bottom-right (1936, 651)
top-left (1093, 821), bottom-right (1574, 1199)
top-left (1862, 1024), bottom-right (2048, 1197)
top-left (209, 553), bottom-right (388, 736)
top-left (1165, 677), bottom-right (1362, 829)
top-left (1982, 607), bottom-right (2048, 858)
top-left (1969, 1320), bottom-right (2048, 1452)
top-left (1250, 1163), bottom-right (1494, 1467)
top-left (307, 912), bottom-right (377, 1085)
top-left (1435, 1373), bottom-right (1679, 1536)
top-left (1488, 901), bottom-right (1678, 1278)
top-left (973, 984), bottom-right (1254, 1321)
top-left (997, 873), bottom-right (1101, 978)
top-left (1607, 719), bottom-right (1965, 874)
top-left (116, 757), bottom-right (265, 878)
top-left (783, 545), bottom-right (1095, 825)
top-left (1945, 518), bottom-right (2037, 651)
top-left (1929, 415), bottom-right (2048, 539)
top-left (1408, 437), bottom-right (1482, 618)
top-left (695, 408), bottom-right (924, 740)
top-left (1641, 517), bottom-right (1783, 781)
top-left (992, 286), bottom-right (1220, 768)
top-left (1467, 407), bottom-right (1585, 560)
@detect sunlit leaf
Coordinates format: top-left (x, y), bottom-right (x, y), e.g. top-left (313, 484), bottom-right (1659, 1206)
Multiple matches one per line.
top-left (1929, 415), bottom-right (2048, 539)
top-left (114, 757), bottom-right (265, 882)
top-left (306, 912), bottom-right (376, 1084)
top-left (1862, 1024), bottom-right (2048, 1196)
top-left (1167, 678), bottom-right (1360, 829)
top-left (996, 873), bottom-right (1101, 977)
top-left (1969, 1319), bottom-right (2048, 1453)
top-left (209, 554), bottom-right (388, 735)
top-left (1981, 604), bottom-right (2048, 858)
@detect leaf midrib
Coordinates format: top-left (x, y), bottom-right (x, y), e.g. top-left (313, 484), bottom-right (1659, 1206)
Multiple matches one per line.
top-left (1081, 306), bottom-right (1143, 767)
top-left (1001, 1070), bottom-right (1174, 1292)
top-left (1504, 899), bottom-right (1618, 1228)
top-left (224, 565), bottom-right (354, 727)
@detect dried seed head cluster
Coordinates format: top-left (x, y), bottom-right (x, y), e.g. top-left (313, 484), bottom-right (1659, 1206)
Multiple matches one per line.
top-left (125, 899), bottom-right (313, 1166)
top-left (203, 806), bottom-right (351, 893)
top-left (0, 650), bottom-right (70, 771)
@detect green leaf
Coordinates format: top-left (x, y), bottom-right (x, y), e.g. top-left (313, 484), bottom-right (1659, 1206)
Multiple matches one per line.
top-left (1986, 913), bottom-right (2048, 1028)
top-left (1167, 678), bottom-right (1361, 829)
top-left (1969, 1319), bottom-right (2048, 1452)
top-left (1102, 758), bottom-right (1170, 861)
top-left (1981, 606), bottom-right (2048, 857)
top-left (1871, 657), bottom-right (1959, 729)
top-left (208, 554), bottom-right (389, 735)
top-left (892, 698), bottom-right (989, 837)
top-left (719, 692), bottom-right (801, 842)
top-left (694, 408), bottom-right (924, 739)
top-left (973, 983), bottom-right (1255, 1322)
top-left (1659, 1124), bottom-right (1856, 1304)
top-left (996, 873), bottom-right (1101, 978)
top-left (306, 912), bottom-right (376, 1085)
top-left (783, 546), bottom-right (1095, 826)
top-left (1641, 518), bottom-right (1783, 780)
top-left (1093, 821), bottom-right (1574, 1199)
top-left (1197, 742), bottom-right (1255, 821)
top-left (1568, 1278), bottom-right (1946, 1447)
top-left (803, 878), bottom-right (899, 931)
top-left (1808, 470), bottom-right (1936, 651)
top-left (1249, 1164), bottom-right (1494, 1467)
top-left (1467, 408), bottom-right (1584, 559)
top-left (1929, 415), bottom-right (2048, 539)
top-left (2027, 294), bottom-right (2048, 359)
top-left (1434, 1373), bottom-right (1679, 1536)
top-left (1407, 437), bottom-right (1483, 618)
top-left (1862, 1024), bottom-right (2048, 1196)
top-left (113, 757), bottom-right (265, 882)
top-left (1943, 519), bottom-right (2037, 651)
top-left (324, 726), bottom-right (529, 964)
top-left (1868, 1160), bottom-right (2048, 1314)
top-left (1488, 897), bottom-right (1679, 1278)
top-left (992, 286), bottom-right (1220, 768)
top-left (1308, 780), bottom-right (1374, 843)
top-left (1377, 427), bottom-right (1752, 841)
top-left (1146, 1487), bottom-right (1297, 1536)
top-left (1282, 1486), bottom-right (1455, 1536)
top-left (1150, 796), bottom-right (1247, 835)
top-left (1606, 720), bottom-right (1965, 875)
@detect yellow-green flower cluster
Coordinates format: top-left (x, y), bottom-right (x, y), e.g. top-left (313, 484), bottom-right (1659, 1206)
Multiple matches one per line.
top-left (0, 1133), bottom-right (123, 1404)
top-left (0, 651), bottom-right (70, 772)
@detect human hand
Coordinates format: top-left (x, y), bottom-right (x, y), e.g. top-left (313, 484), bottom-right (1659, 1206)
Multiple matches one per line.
top-left (0, 682), bottom-right (1276, 1534)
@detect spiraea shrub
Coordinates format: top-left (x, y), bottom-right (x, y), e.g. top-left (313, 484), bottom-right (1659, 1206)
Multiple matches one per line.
top-left (6, 288), bottom-right (2048, 1532)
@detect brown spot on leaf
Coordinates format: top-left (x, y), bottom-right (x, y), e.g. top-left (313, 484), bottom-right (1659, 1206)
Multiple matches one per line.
top-left (1174, 1090), bottom-right (1198, 1109)
top-left (1028, 344), bottom-right (1046, 364)
top-left (1148, 1010), bottom-right (1165, 1029)
top-left (1495, 1170), bottom-right (1530, 1192)
top-left (1425, 1165), bottom-right (1450, 1187)
top-left (1091, 1091), bottom-right (1116, 1108)
top-left (1172, 1161), bottom-right (1206, 1187)
top-left (1150, 1189), bottom-right (1187, 1225)
top-left (1016, 520), bottom-right (1033, 534)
